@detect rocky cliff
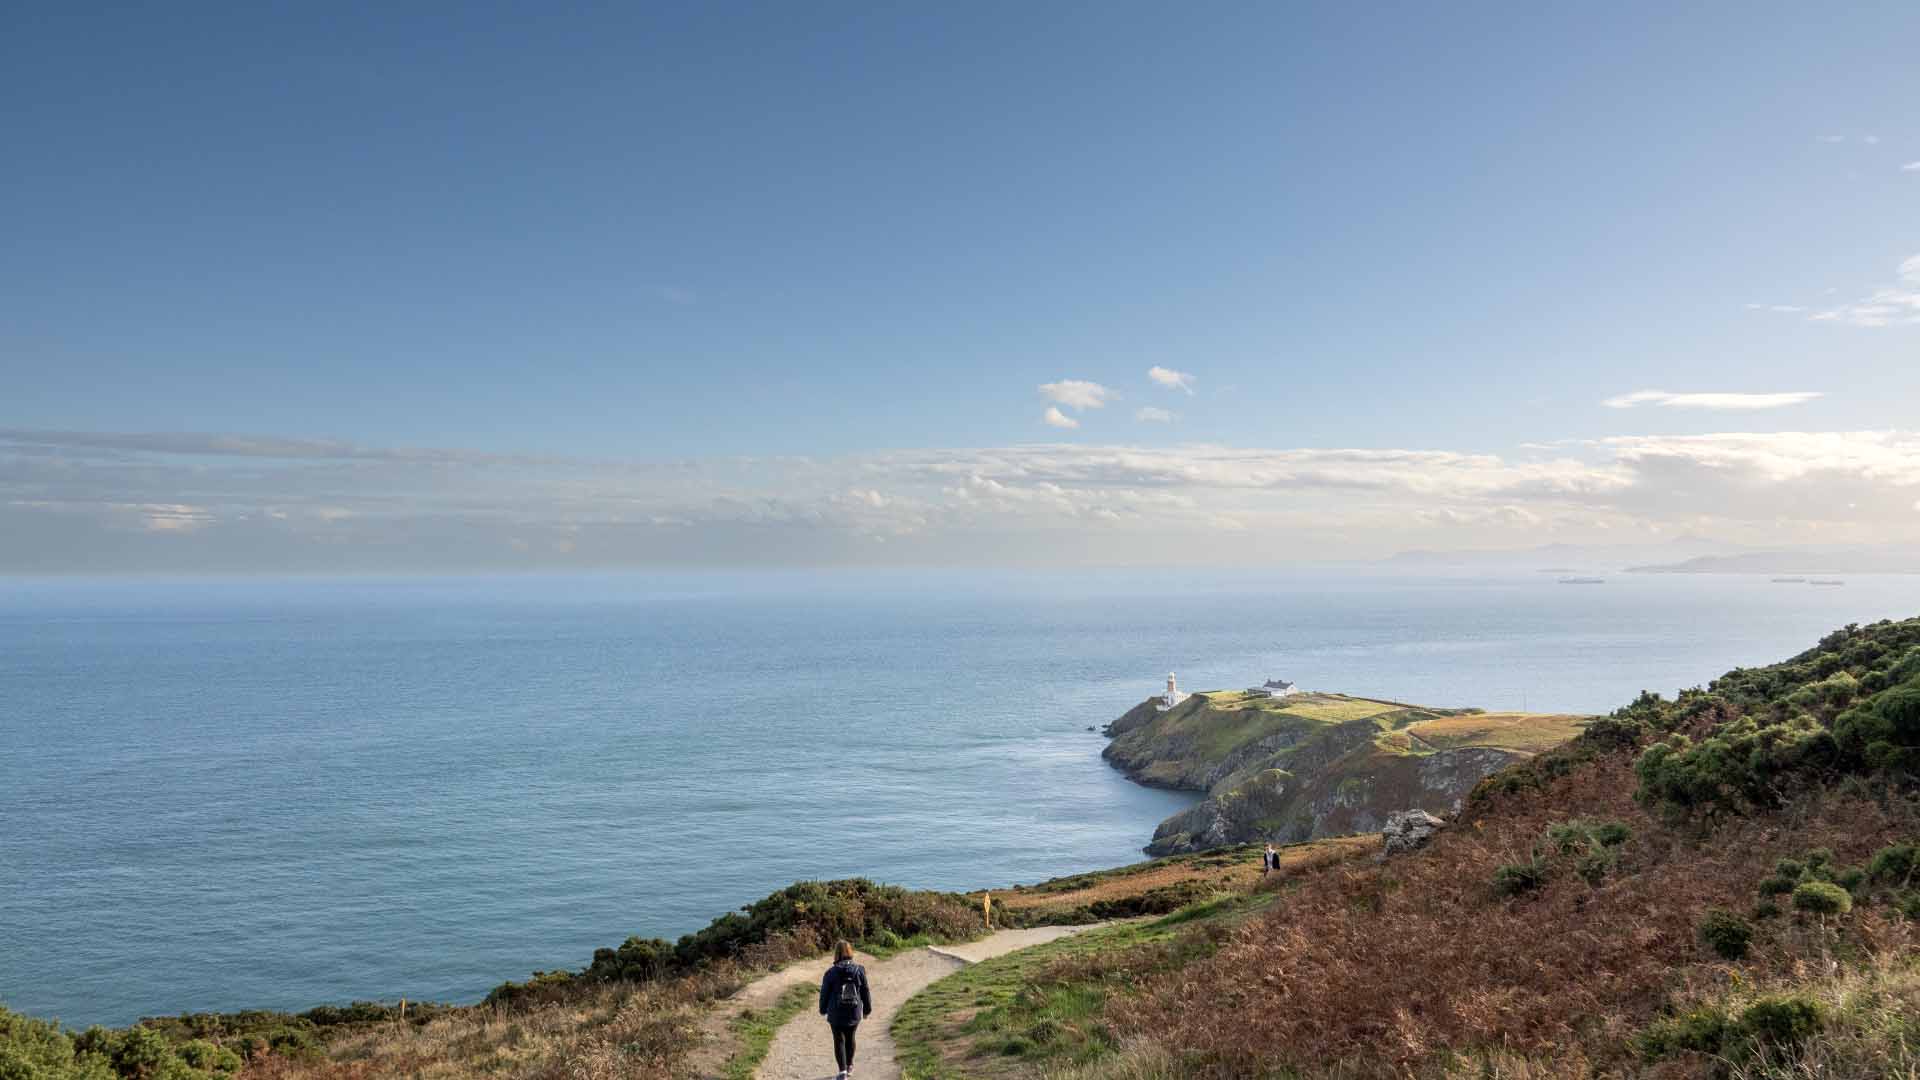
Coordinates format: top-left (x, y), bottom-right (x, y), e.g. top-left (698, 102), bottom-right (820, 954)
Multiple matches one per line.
top-left (1102, 691), bottom-right (1589, 854)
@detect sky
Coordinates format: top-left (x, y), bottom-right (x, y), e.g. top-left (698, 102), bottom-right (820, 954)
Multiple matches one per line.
top-left (4, 2), bottom-right (1920, 571)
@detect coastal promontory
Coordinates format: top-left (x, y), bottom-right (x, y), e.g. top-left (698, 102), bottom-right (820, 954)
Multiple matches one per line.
top-left (1103, 687), bottom-right (1589, 853)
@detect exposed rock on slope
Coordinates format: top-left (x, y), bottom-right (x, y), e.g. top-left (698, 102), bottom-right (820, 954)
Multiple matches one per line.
top-left (1102, 691), bottom-right (1588, 854)
top-left (1380, 809), bottom-right (1447, 857)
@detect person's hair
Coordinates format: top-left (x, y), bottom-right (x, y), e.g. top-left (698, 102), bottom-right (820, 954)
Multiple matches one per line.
top-left (834, 940), bottom-right (854, 962)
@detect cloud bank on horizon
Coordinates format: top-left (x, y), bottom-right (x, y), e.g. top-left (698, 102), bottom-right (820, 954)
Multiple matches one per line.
top-left (6, 425), bottom-right (1920, 572)
top-left (1603, 389), bottom-right (1826, 410)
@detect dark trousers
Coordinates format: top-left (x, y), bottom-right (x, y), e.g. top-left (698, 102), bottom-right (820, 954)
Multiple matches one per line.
top-left (830, 1021), bottom-right (858, 1070)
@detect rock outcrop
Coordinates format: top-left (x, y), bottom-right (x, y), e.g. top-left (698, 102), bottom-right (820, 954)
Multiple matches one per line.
top-left (1380, 809), bottom-right (1448, 858)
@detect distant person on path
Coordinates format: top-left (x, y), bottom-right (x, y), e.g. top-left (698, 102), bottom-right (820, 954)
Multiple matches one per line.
top-left (1262, 843), bottom-right (1279, 876)
top-left (819, 939), bottom-right (872, 1079)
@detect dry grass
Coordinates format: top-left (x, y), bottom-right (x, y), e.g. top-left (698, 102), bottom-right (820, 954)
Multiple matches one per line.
top-left (1109, 752), bottom-right (1920, 1078)
top-left (238, 931), bottom-right (830, 1079)
top-left (241, 983), bottom-right (710, 1080)
top-left (1404, 712), bottom-right (1591, 754)
top-left (990, 836), bottom-right (1376, 918)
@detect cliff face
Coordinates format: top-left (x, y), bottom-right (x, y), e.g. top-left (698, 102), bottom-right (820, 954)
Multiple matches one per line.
top-left (1103, 692), bottom-right (1589, 854)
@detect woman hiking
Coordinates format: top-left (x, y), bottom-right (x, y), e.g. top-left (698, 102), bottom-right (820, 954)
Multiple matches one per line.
top-left (818, 939), bottom-right (872, 1079)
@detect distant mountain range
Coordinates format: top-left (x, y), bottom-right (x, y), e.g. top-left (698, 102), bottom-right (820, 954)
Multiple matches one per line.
top-left (1383, 536), bottom-right (1735, 572)
top-left (1626, 548), bottom-right (1920, 575)
top-left (1384, 539), bottom-right (1920, 576)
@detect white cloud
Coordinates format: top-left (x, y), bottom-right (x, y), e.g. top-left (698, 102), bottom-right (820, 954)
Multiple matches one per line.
top-left (1135, 407), bottom-right (1177, 423)
top-left (1864, 134), bottom-right (1882, 144)
top-left (1601, 389), bottom-right (1824, 411)
top-left (1042, 406), bottom-right (1080, 429)
top-left (1903, 162), bottom-right (1920, 172)
top-left (15, 427), bottom-right (1920, 568)
top-left (1146, 366), bottom-right (1195, 394)
top-left (1810, 253), bottom-right (1920, 327)
top-left (1037, 380), bottom-right (1116, 411)
top-left (132, 503), bottom-right (215, 533)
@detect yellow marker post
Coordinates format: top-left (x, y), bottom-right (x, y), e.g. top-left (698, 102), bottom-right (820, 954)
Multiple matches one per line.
top-left (982, 891), bottom-right (992, 930)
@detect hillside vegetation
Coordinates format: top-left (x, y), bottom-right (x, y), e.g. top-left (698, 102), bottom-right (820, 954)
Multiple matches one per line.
top-left (1104, 689), bottom-right (1587, 853)
top-left (1083, 617), bottom-right (1920, 1077)
top-left (0, 880), bottom-right (987, 1080)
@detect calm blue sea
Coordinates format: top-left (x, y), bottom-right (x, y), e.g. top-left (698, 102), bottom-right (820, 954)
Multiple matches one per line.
top-left (6, 568), bottom-right (1920, 1027)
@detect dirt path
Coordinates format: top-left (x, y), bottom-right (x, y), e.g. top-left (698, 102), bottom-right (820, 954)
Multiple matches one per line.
top-left (753, 925), bottom-right (1100, 1080)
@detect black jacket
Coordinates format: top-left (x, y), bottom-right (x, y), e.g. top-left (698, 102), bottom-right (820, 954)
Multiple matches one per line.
top-left (819, 959), bottom-right (872, 1025)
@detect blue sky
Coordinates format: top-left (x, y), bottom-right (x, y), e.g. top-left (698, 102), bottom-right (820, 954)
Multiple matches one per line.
top-left (5, 3), bottom-right (1920, 569)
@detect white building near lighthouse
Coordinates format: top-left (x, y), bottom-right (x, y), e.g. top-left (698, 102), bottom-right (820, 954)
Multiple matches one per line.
top-left (1250, 678), bottom-right (1297, 698)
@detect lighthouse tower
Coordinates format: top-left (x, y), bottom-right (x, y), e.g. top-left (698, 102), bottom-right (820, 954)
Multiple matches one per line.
top-left (1159, 672), bottom-right (1184, 710)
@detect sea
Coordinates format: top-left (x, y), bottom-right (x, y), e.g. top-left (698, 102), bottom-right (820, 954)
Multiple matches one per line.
top-left (6, 568), bottom-right (1920, 1028)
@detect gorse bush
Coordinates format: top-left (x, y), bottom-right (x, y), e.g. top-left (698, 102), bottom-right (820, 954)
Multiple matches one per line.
top-left (1637, 996), bottom-right (1828, 1064)
top-left (488, 878), bottom-right (980, 1006)
top-left (1697, 908), bottom-right (1754, 960)
top-left (1835, 684), bottom-right (1920, 773)
top-left (1790, 880), bottom-right (1851, 917)
top-left (1637, 1006), bottom-right (1733, 1059)
top-left (1739, 995), bottom-right (1826, 1050)
top-left (1630, 621), bottom-right (1920, 822)
top-left (1868, 841), bottom-right (1917, 887)
top-left (0, 1007), bottom-right (246, 1080)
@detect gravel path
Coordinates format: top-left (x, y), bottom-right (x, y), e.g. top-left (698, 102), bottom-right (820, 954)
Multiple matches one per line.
top-left (754, 925), bottom-right (1099, 1080)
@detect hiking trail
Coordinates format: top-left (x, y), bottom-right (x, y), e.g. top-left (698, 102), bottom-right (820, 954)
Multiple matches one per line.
top-left (749, 924), bottom-right (1105, 1080)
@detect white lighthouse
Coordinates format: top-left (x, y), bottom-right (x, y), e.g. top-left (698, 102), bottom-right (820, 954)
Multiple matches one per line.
top-left (1158, 672), bottom-right (1186, 710)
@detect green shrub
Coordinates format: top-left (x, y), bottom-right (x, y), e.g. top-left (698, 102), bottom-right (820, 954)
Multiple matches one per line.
top-left (1898, 892), bottom-right (1920, 920)
top-left (172, 1042), bottom-right (239, 1077)
top-left (1697, 909), bottom-right (1753, 960)
top-left (1544, 819), bottom-right (1631, 855)
top-left (1834, 867), bottom-right (1866, 893)
top-left (1751, 898), bottom-right (1780, 920)
top-left (1574, 848), bottom-right (1617, 885)
top-left (1628, 619), bottom-right (1920, 817)
top-left (586, 936), bottom-right (674, 983)
top-left (1739, 995), bottom-right (1824, 1048)
top-left (1636, 1006), bottom-right (1732, 1058)
top-left (1835, 684), bottom-right (1920, 773)
top-left (1756, 874), bottom-right (1796, 897)
top-left (1588, 821), bottom-right (1632, 847)
top-left (1790, 880), bottom-right (1852, 916)
top-left (483, 969), bottom-right (579, 1007)
top-left (1867, 841), bottom-right (1917, 886)
top-left (1492, 858), bottom-right (1548, 897)
top-left (1774, 857), bottom-right (1806, 880)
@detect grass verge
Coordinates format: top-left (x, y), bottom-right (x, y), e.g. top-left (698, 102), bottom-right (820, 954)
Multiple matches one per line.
top-left (892, 892), bottom-right (1271, 1079)
top-left (720, 983), bottom-right (814, 1080)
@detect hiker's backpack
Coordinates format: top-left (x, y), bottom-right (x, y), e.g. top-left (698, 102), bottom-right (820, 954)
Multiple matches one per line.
top-left (836, 964), bottom-right (862, 1013)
